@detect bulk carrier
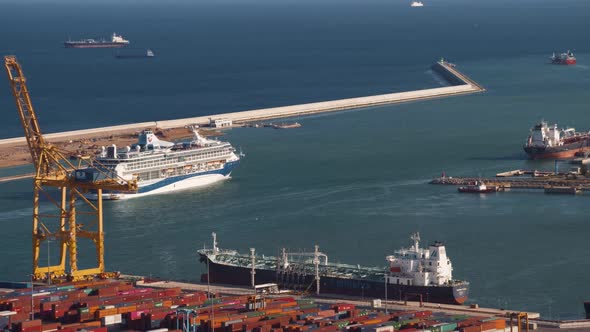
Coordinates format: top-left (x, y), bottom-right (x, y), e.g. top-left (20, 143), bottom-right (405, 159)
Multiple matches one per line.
top-left (78, 128), bottom-right (240, 199)
top-left (64, 33), bottom-right (130, 48)
top-left (198, 233), bottom-right (469, 305)
top-left (524, 121), bottom-right (590, 159)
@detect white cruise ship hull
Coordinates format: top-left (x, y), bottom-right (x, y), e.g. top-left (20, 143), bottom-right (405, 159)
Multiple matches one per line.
top-left (86, 160), bottom-right (239, 200)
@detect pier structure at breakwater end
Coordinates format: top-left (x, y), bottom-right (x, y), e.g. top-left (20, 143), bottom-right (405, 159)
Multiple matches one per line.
top-left (0, 60), bottom-right (484, 148)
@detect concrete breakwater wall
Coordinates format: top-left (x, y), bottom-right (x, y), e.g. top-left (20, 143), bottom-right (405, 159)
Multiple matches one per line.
top-left (431, 62), bottom-right (466, 86)
top-left (0, 61), bottom-right (484, 147)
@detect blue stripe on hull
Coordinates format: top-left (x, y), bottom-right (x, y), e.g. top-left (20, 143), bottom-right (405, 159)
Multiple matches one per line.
top-left (98, 160), bottom-right (239, 196)
top-left (137, 160), bottom-right (239, 193)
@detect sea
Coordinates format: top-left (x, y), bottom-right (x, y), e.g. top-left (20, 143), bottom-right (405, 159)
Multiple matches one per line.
top-left (1, 0), bottom-right (590, 320)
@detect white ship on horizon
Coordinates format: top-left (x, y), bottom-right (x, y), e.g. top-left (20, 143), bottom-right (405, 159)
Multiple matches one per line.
top-left (411, 1), bottom-right (424, 7)
top-left (79, 128), bottom-right (241, 200)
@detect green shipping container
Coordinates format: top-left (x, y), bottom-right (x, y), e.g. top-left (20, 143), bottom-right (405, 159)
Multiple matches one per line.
top-left (440, 322), bottom-right (457, 332)
top-left (246, 311), bottom-right (266, 318)
top-left (336, 320), bottom-right (349, 328)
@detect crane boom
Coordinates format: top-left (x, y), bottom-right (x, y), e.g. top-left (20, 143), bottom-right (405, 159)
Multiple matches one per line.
top-left (5, 56), bottom-right (51, 175)
top-left (4, 55), bottom-right (137, 282)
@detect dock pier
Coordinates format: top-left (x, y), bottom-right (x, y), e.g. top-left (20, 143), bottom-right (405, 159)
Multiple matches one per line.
top-left (430, 175), bottom-right (590, 191)
top-left (0, 60), bottom-right (484, 148)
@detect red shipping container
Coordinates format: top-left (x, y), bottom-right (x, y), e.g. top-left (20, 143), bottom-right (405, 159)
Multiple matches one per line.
top-left (413, 310), bottom-right (432, 319)
top-left (332, 303), bottom-right (355, 312)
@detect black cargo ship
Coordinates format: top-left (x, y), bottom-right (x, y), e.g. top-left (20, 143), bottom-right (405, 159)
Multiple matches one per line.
top-left (198, 233), bottom-right (469, 305)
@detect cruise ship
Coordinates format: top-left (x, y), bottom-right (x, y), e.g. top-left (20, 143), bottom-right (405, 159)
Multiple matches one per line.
top-left (198, 232), bottom-right (469, 305)
top-left (78, 128), bottom-right (240, 199)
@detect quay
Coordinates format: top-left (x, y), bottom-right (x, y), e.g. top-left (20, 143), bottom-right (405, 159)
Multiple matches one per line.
top-left (134, 279), bottom-right (540, 319)
top-left (430, 176), bottom-right (590, 191)
top-left (0, 60), bottom-right (484, 147)
top-left (135, 279), bottom-right (590, 330)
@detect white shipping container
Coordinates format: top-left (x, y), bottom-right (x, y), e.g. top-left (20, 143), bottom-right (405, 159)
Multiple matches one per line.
top-left (101, 314), bottom-right (122, 326)
top-left (373, 326), bottom-right (394, 332)
top-left (372, 299), bottom-right (382, 308)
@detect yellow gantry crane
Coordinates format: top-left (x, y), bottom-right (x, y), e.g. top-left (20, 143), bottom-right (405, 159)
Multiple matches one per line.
top-left (4, 55), bottom-right (138, 282)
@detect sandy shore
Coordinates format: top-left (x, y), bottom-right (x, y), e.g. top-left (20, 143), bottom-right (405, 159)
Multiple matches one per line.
top-left (0, 127), bottom-right (222, 170)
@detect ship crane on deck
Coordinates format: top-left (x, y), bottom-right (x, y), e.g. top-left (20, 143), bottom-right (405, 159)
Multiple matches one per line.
top-left (4, 55), bottom-right (138, 282)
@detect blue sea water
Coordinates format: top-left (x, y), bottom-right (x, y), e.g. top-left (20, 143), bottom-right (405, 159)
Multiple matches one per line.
top-left (1, 0), bottom-right (590, 319)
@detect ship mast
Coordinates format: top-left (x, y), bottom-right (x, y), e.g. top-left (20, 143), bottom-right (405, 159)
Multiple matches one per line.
top-left (411, 232), bottom-right (421, 251)
top-left (212, 232), bottom-right (218, 254)
top-left (250, 248), bottom-right (256, 288)
top-left (314, 245), bottom-right (320, 295)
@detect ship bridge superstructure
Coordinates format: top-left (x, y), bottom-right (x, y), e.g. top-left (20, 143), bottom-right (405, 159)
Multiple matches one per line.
top-left (527, 121), bottom-right (561, 148)
top-left (385, 232), bottom-right (454, 287)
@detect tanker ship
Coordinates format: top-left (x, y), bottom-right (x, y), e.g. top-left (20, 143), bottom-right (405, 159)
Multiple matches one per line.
top-left (198, 233), bottom-right (469, 305)
top-left (64, 33), bottom-right (130, 48)
top-left (550, 50), bottom-right (576, 65)
top-left (524, 121), bottom-right (590, 159)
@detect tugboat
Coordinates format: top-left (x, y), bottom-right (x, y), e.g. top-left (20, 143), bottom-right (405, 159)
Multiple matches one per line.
top-left (458, 181), bottom-right (496, 193)
top-left (550, 50), bottom-right (576, 65)
top-left (524, 121), bottom-right (590, 159)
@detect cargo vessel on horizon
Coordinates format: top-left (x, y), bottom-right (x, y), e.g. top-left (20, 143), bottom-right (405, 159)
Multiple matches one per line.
top-left (64, 33), bottom-right (130, 48)
top-left (198, 232), bottom-right (469, 305)
top-left (550, 50), bottom-right (576, 65)
top-left (524, 121), bottom-right (590, 159)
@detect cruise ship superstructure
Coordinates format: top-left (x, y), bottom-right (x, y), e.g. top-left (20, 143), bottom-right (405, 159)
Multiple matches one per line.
top-left (79, 128), bottom-right (240, 199)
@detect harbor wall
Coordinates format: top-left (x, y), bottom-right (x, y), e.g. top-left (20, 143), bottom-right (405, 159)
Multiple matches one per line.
top-left (431, 61), bottom-right (466, 86)
top-left (0, 61), bottom-right (484, 147)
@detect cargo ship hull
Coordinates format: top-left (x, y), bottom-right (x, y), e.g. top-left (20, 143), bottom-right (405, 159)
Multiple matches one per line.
top-left (524, 141), bottom-right (589, 159)
top-left (64, 42), bottom-right (128, 48)
top-left (199, 255), bottom-right (468, 305)
top-left (552, 59), bottom-right (576, 65)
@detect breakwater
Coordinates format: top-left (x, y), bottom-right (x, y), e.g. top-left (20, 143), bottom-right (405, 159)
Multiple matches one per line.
top-left (0, 60), bottom-right (484, 147)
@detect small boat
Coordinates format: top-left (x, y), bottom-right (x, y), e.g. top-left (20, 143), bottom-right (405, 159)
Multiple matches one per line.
top-left (458, 181), bottom-right (496, 193)
top-left (115, 49), bottom-right (155, 59)
top-left (549, 50), bottom-right (576, 65)
top-left (410, 1), bottom-right (424, 7)
top-left (272, 122), bottom-right (301, 129)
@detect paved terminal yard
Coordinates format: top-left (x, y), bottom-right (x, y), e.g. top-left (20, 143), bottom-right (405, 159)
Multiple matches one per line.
top-left (2, 276), bottom-right (590, 331)
top-left (136, 279), bottom-right (590, 331)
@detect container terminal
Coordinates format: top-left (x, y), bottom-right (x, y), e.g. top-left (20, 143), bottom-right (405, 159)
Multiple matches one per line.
top-left (3, 55), bottom-right (586, 331)
top-left (2, 276), bottom-right (590, 332)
